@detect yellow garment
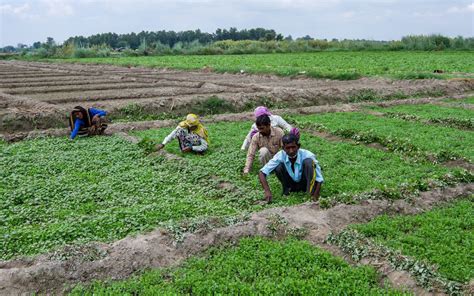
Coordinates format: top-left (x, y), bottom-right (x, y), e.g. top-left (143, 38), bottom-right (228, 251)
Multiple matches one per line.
top-left (179, 114), bottom-right (209, 144)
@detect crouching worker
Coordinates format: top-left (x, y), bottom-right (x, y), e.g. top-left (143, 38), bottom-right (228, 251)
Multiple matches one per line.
top-left (259, 134), bottom-right (323, 203)
top-left (156, 113), bottom-right (209, 153)
top-left (69, 106), bottom-right (108, 140)
top-left (241, 106), bottom-right (299, 150)
top-left (243, 114), bottom-right (284, 175)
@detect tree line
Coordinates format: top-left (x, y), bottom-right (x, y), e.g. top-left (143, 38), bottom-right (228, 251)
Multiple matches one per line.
top-left (1, 27), bottom-right (473, 57)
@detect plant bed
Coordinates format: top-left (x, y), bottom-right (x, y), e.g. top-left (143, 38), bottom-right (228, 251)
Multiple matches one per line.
top-left (366, 104), bottom-right (473, 130)
top-left (70, 237), bottom-right (408, 295)
top-left (290, 112), bottom-right (474, 163)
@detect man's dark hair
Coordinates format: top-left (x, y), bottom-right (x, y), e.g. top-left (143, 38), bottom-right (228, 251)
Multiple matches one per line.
top-left (255, 114), bottom-right (271, 126)
top-left (282, 134), bottom-right (299, 146)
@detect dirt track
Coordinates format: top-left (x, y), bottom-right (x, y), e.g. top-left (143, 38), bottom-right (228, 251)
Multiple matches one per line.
top-left (1, 60), bottom-right (473, 132)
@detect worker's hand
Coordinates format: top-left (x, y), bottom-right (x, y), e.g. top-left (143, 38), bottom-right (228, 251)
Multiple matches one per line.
top-left (242, 172), bottom-right (249, 180)
top-left (182, 146), bottom-right (192, 153)
top-left (156, 144), bottom-right (164, 151)
top-left (264, 191), bottom-right (273, 204)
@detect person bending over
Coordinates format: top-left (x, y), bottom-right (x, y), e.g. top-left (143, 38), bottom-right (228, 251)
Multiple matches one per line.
top-left (156, 113), bottom-right (209, 153)
top-left (259, 134), bottom-right (323, 203)
top-left (243, 114), bottom-right (284, 175)
top-left (69, 106), bottom-right (108, 140)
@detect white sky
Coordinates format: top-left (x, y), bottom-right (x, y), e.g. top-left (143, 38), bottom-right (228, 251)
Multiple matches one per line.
top-left (0, 0), bottom-right (473, 47)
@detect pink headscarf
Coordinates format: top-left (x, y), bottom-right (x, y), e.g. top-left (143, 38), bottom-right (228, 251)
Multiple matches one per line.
top-left (254, 106), bottom-right (272, 118)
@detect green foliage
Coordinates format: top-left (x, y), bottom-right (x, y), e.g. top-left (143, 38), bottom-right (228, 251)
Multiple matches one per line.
top-left (352, 198), bottom-right (474, 283)
top-left (70, 237), bottom-right (407, 295)
top-left (137, 137), bottom-right (158, 154)
top-left (348, 89), bottom-right (381, 102)
top-left (135, 120), bottom-right (461, 206)
top-left (368, 104), bottom-right (474, 130)
top-left (109, 103), bottom-right (177, 122)
top-left (1, 117), bottom-right (469, 259)
top-left (290, 112), bottom-right (474, 162)
top-left (327, 229), bottom-right (464, 295)
top-left (46, 51), bottom-right (474, 80)
top-left (191, 96), bottom-right (237, 115)
top-left (0, 136), bottom-right (245, 260)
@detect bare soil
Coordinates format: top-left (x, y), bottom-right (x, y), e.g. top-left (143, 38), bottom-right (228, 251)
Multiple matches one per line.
top-left (2, 92), bottom-right (473, 142)
top-left (0, 183), bottom-right (471, 295)
top-left (1, 60), bottom-right (473, 132)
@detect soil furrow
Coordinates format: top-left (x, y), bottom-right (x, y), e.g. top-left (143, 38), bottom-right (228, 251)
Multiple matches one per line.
top-left (0, 79), bottom-right (136, 88)
top-left (3, 92), bottom-right (473, 141)
top-left (0, 183), bottom-right (471, 295)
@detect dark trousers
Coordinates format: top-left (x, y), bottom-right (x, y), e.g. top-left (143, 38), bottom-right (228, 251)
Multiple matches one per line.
top-left (274, 158), bottom-right (317, 195)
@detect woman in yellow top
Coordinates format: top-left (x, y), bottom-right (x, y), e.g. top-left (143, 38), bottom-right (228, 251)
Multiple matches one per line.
top-left (156, 114), bottom-right (209, 153)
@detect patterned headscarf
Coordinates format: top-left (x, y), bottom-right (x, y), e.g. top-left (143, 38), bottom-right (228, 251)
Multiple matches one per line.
top-left (179, 113), bottom-right (209, 143)
top-left (254, 106), bottom-right (272, 118)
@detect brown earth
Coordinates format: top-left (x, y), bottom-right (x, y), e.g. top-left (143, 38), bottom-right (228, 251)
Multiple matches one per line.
top-left (2, 92), bottom-right (473, 142)
top-left (0, 183), bottom-right (471, 295)
top-left (1, 60), bottom-right (473, 132)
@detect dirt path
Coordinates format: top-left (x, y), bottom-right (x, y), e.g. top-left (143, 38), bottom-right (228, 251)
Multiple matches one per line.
top-left (1, 60), bottom-right (473, 132)
top-left (2, 92), bottom-right (472, 142)
top-left (0, 183), bottom-right (471, 295)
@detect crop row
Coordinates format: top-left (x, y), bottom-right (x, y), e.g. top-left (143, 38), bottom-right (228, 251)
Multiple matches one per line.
top-left (442, 96), bottom-right (474, 105)
top-left (53, 51), bottom-right (474, 79)
top-left (367, 103), bottom-right (473, 130)
top-left (70, 237), bottom-right (407, 295)
top-left (329, 197), bottom-right (473, 294)
top-left (289, 112), bottom-right (474, 163)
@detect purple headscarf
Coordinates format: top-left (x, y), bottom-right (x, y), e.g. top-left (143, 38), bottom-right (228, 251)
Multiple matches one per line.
top-left (254, 106), bottom-right (272, 118)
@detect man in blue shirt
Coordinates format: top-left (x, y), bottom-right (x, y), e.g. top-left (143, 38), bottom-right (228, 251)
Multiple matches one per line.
top-left (259, 134), bottom-right (323, 203)
top-left (69, 106), bottom-right (108, 140)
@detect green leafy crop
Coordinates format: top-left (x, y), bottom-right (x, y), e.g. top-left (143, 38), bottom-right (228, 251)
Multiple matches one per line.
top-left (290, 112), bottom-right (474, 162)
top-left (70, 237), bottom-right (408, 295)
top-left (353, 198), bottom-right (473, 283)
top-left (52, 51), bottom-right (474, 80)
top-left (367, 104), bottom-right (474, 130)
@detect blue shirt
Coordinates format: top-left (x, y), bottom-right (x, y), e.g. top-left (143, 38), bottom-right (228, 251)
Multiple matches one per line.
top-left (70, 108), bottom-right (107, 139)
top-left (260, 148), bottom-right (324, 183)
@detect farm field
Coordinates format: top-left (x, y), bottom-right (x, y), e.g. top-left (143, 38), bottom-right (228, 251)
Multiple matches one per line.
top-left (52, 51), bottom-right (474, 80)
top-left (70, 237), bottom-right (408, 295)
top-left (0, 59), bottom-right (473, 295)
top-left (352, 198), bottom-right (474, 283)
top-left (4, 119), bottom-right (468, 261)
top-left (328, 197), bottom-right (473, 294)
top-left (290, 111), bottom-right (474, 162)
top-left (367, 103), bottom-right (473, 129)
top-left (3, 59), bottom-right (473, 134)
